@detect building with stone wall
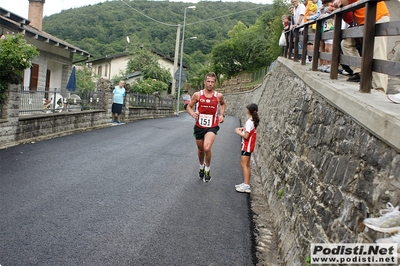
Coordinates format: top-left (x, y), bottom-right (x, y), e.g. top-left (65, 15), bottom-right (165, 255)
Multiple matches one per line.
top-left (0, 1), bottom-right (91, 119)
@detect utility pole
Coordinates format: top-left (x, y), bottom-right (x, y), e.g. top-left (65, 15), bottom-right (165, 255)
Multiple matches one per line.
top-left (171, 24), bottom-right (181, 96)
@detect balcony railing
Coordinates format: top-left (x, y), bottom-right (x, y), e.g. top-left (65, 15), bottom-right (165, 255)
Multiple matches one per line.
top-left (281, 0), bottom-right (400, 93)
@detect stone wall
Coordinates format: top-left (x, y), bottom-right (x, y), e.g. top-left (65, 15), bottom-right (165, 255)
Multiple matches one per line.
top-left (224, 58), bottom-right (400, 265)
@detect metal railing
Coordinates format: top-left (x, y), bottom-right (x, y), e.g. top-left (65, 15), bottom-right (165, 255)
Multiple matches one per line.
top-left (18, 88), bottom-right (173, 115)
top-left (19, 88), bottom-right (105, 115)
top-left (127, 92), bottom-right (173, 108)
top-left (281, 0), bottom-right (400, 93)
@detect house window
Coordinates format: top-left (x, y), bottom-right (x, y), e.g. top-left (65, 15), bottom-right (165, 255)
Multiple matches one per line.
top-left (30, 63), bottom-right (39, 91)
top-left (98, 66), bottom-right (102, 76)
top-left (105, 65), bottom-right (108, 77)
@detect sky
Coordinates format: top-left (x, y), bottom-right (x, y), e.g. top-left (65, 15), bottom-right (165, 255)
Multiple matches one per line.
top-left (1, 0), bottom-right (271, 18)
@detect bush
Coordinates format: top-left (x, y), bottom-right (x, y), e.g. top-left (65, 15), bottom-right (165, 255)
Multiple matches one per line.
top-left (130, 78), bottom-right (168, 94)
top-left (0, 33), bottom-right (39, 102)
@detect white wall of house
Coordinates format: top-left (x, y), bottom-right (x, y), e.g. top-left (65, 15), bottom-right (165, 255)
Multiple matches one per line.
top-left (110, 57), bottom-right (129, 79)
top-left (92, 56), bottom-right (129, 80)
top-left (158, 58), bottom-right (174, 79)
top-left (91, 55), bottom-right (176, 83)
top-left (47, 60), bottom-right (64, 89)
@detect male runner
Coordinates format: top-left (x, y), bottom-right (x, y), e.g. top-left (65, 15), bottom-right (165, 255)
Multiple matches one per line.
top-left (186, 72), bottom-right (227, 182)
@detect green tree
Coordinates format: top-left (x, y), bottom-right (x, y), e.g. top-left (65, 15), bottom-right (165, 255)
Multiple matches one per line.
top-left (126, 46), bottom-right (172, 92)
top-left (259, 0), bottom-right (290, 65)
top-left (131, 78), bottom-right (168, 94)
top-left (210, 21), bottom-right (270, 78)
top-left (0, 33), bottom-right (39, 102)
top-left (211, 38), bottom-right (243, 79)
top-left (209, 0), bottom-right (289, 78)
top-left (76, 65), bottom-right (98, 93)
top-left (43, 1), bottom-right (265, 63)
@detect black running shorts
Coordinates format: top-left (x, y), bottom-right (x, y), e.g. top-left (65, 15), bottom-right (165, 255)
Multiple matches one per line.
top-left (193, 125), bottom-right (219, 140)
top-left (241, 151), bottom-right (251, 156)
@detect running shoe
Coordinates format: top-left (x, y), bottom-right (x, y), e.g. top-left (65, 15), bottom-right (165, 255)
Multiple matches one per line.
top-left (387, 93), bottom-right (400, 104)
top-left (110, 119), bottom-right (115, 124)
top-left (117, 121), bottom-right (125, 125)
top-left (236, 183), bottom-right (251, 193)
top-left (203, 170), bottom-right (211, 182)
top-left (363, 204), bottom-right (400, 233)
top-left (198, 167), bottom-right (205, 179)
top-left (380, 203), bottom-right (398, 216)
top-left (235, 182), bottom-right (245, 188)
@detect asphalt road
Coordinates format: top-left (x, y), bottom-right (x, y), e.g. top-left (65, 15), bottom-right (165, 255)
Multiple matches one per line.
top-left (0, 113), bottom-right (255, 266)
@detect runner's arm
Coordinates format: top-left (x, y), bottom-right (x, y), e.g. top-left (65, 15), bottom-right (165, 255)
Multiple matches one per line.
top-left (187, 92), bottom-right (199, 119)
top-left (218, 94), bottom-right (226, 123)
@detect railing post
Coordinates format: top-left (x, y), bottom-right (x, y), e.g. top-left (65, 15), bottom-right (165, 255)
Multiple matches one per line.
top-left (359, 1), bottom-right (377, 93)
top-left (283, 32), bottom-right (289, 57)
top-left (312, 21), bottom-right (322, 71)
top-left (294, 28), bottom-right (300, 62)
top-left (288, 30), bottom-right (294, 59)
top-left (301, 25), bottom-right (308, 65)
top-left (330, 13), bottom-right (343, 80)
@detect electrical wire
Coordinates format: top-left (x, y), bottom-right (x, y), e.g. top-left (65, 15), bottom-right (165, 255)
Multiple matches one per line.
top-left (119, 0), bottom-right (267, 28)
top-left (119, 0), bottom-right (179, 27)
top-left (187, 6), bottom-right (266, 25)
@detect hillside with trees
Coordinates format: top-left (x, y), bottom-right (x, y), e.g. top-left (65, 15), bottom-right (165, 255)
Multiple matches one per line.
top-left (43, 0), bottom-right (289, 86)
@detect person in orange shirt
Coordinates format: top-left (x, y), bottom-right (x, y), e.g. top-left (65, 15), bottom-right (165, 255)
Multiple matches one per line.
top-left (304, 0), bottom-right (322, 63)
top-left (333, 0), bottom-right (390, 92)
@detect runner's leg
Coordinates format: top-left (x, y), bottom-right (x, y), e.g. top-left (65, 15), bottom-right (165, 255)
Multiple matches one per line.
top-left (203, 131), bottom-right (216, 167)
top-left (196, 138), bottom-right (205, 166)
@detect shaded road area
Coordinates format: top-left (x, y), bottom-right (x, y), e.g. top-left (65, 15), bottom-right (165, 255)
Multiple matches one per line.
top-left (0, 114), bottom-right (255, 265)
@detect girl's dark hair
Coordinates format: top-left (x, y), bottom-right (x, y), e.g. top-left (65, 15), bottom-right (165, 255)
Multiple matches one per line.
top-left (247, 103), bottom-right (259, 128)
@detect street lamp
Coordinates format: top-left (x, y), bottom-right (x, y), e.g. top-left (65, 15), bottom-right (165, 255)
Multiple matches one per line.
top-left (176, 5), bottom-right (196, 116)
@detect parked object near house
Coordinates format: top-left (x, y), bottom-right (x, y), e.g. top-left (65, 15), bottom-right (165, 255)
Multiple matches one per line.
top-left (43, 93), bottom-right (63, 113)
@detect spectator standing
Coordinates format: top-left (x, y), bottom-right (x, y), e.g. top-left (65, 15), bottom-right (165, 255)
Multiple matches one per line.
top-left (304, 0), bottom-right (322, 63)
top-left (290, 0), bottom-right (306, 30)
top-left (234, 103), bottom-right (260, 193)
top-left (318, 0), bottom-right (335, 73)
top-left (111, 80), bottom-right (126, 125)
top-left (290, 0), bottom-right (306, 59)
top-left (289, 6), bottom-right (295, 28)
top-left (334, 0), bottom-right (390, 92)
top-left (282, 15), bottom-right (290, 31)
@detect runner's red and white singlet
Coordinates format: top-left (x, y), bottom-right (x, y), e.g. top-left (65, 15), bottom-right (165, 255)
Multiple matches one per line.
top-left (195, 90), bottom-right (219, 128)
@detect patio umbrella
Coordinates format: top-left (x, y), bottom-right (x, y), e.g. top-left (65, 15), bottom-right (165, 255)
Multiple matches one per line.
top-left (66, 65), bottom-right (77, 91)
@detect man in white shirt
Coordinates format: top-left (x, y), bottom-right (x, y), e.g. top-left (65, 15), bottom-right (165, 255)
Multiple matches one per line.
top-left (290, 0), bottom-right (306, 30)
